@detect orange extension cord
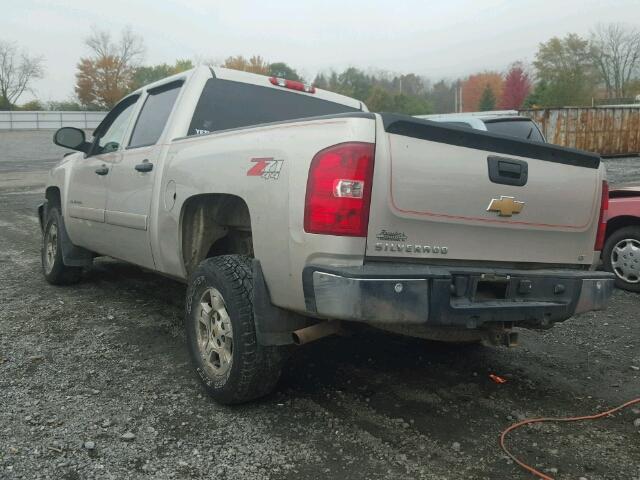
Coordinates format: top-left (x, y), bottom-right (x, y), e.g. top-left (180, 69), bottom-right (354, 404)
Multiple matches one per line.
top-left (499, 397), bottom-right (640, 480)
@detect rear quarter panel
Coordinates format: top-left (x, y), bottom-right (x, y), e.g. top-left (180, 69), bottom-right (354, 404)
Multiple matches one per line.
top-left (155, 116), bottom-right (375, 312)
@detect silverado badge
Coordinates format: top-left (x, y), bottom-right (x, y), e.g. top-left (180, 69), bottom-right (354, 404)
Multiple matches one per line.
top-left (487, 196), bottom-right (525, 217)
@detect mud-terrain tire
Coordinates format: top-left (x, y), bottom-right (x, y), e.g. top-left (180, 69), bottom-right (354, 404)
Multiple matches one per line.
top-left (603, 226), bottom-right (640, 293)
top-left (185, 255), bottom-right (285, 404)
top-left (41, 206), bottom-right (82, 285)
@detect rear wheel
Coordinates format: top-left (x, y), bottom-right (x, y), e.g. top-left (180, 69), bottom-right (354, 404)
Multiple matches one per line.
top-left (185, 255), bottom-right (285, 404)
top-left (41, 206), bottom-right (82, 285)
top-left (603, 226), bottom-right (640, 292)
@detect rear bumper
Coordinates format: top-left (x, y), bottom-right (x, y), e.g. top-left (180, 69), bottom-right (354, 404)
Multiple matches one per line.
top-left (302, 263), bottom-right (614, 328)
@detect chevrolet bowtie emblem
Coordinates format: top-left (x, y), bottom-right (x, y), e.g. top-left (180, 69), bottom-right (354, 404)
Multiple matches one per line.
top-left (487, 196), bottom-right (525, 217)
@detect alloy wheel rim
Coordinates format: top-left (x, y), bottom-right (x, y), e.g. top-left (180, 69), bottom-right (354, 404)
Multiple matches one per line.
top-left (611, 238), bottom-right (640, 284)
top-left (44, 223), bottom-right (58, 274)
top-left (196, 287), bottom-right (233, 375)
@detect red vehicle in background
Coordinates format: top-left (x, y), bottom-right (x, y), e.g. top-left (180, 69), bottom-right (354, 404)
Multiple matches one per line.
top-left (603, 184), bottom-right (640, 292)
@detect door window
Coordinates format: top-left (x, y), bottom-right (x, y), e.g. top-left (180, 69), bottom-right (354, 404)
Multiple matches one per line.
top-left (128, 81), bottom-right (183, 148)
top-left (91, 95), bottom-right (139, 155)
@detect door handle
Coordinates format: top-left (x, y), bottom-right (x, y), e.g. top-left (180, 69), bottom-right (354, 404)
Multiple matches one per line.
top-left (135, 160), bottom-right (153, 173)
top-left (95, 165), bottom-right (109, 176)
top-left (487, 156), bottom-right (528, 187)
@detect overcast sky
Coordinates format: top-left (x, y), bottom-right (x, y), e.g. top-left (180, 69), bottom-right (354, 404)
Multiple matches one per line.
top-left (3, 0), bottom-right (640, 103)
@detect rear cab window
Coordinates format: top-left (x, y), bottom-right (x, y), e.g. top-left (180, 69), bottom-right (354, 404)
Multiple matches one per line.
top-left (188, 78), bottom-right (360, 136)
top-left (483, 119), bottom-right (545, 142)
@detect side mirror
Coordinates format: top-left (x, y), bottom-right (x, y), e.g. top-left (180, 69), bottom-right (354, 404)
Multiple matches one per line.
top-left (53, 127), bottom-right (90, 153)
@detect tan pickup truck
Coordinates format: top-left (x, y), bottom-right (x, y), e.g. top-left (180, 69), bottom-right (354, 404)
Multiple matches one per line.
top-left (39, 66), bottom-right (614, 404)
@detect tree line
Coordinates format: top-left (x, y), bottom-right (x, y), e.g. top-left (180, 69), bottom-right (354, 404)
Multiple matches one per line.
top-left (1, 23), bottom-right (639, 114)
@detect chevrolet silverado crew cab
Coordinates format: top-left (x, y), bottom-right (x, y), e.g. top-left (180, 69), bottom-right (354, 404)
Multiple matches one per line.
top-left (40, 66), bottom-right (614, 404)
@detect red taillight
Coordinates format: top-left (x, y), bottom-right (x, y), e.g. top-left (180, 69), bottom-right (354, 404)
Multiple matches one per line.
top-left (304, 142), bottom-right (375, 237)
top-left (269, 76), bottom-right (316, 94)
top-left (594, 180), bottom-right (609, 251)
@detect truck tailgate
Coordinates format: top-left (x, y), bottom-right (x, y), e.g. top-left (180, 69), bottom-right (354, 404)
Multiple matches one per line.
top-left (366, 114), bottom-right (605, 266)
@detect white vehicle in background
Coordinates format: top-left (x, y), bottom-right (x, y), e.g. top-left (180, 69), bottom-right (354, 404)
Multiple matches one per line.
top-left (416, 111), bottom-right (546, 142)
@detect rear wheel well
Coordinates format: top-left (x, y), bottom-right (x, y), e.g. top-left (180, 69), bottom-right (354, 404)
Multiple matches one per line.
top-left (181, 194), bottom-right (253, 276)
top-left (606, 215), bottom-right (640, 238)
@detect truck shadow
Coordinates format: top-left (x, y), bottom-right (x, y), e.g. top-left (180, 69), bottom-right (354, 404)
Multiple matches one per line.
top-left (78, 258), bottom-right (568, 406)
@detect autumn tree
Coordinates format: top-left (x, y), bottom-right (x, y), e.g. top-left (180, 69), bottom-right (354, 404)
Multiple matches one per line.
top-left (131, 59), bottom-right (194, 90)
top-left (461, 72), bottom-right (503, 112)
top-left (75, 27), bottom-right (145, 109)
top-left (499, 62), bottom-right (531, 109)
top-left (590, 23), bottom-right (640, 99)
top-left (0, 40), bottom-right (44, 110)
top-left (222, 55), bottom-right (269, 75)
top-left (533, 33), bottom-right (598, 106)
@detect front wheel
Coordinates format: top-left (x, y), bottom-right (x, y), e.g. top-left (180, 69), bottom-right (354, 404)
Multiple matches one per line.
top-left (603, 226), bottom-right (640, 292)
top-left (41, 206), bottom-right (82, 285)
top-left (185, 255), bottom-right (285, 404)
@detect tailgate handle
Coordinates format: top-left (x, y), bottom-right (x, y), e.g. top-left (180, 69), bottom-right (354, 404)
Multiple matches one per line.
top-left (488, 156), bottom-right (528, 187)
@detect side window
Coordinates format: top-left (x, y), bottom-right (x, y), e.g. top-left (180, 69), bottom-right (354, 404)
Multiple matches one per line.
top-left (91, 95), bottom-right (139, 156)
top-left (128, 81), bottom-right (182, 148)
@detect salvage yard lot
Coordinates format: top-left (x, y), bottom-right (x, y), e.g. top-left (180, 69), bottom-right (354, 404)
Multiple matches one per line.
top-left (1, 130), bottom-right (639, 480)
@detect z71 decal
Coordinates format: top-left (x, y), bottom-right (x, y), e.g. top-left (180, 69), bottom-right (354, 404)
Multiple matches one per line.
top-left (247, 158), bottom-right (284, 180)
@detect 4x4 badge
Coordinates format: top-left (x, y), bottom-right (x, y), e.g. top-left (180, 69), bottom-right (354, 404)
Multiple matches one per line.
top-left (487, 196), bottom-right (525, 217)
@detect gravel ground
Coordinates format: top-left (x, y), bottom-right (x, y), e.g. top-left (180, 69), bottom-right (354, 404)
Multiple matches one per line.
top-left (1, 130), bottom-right (639, 480)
